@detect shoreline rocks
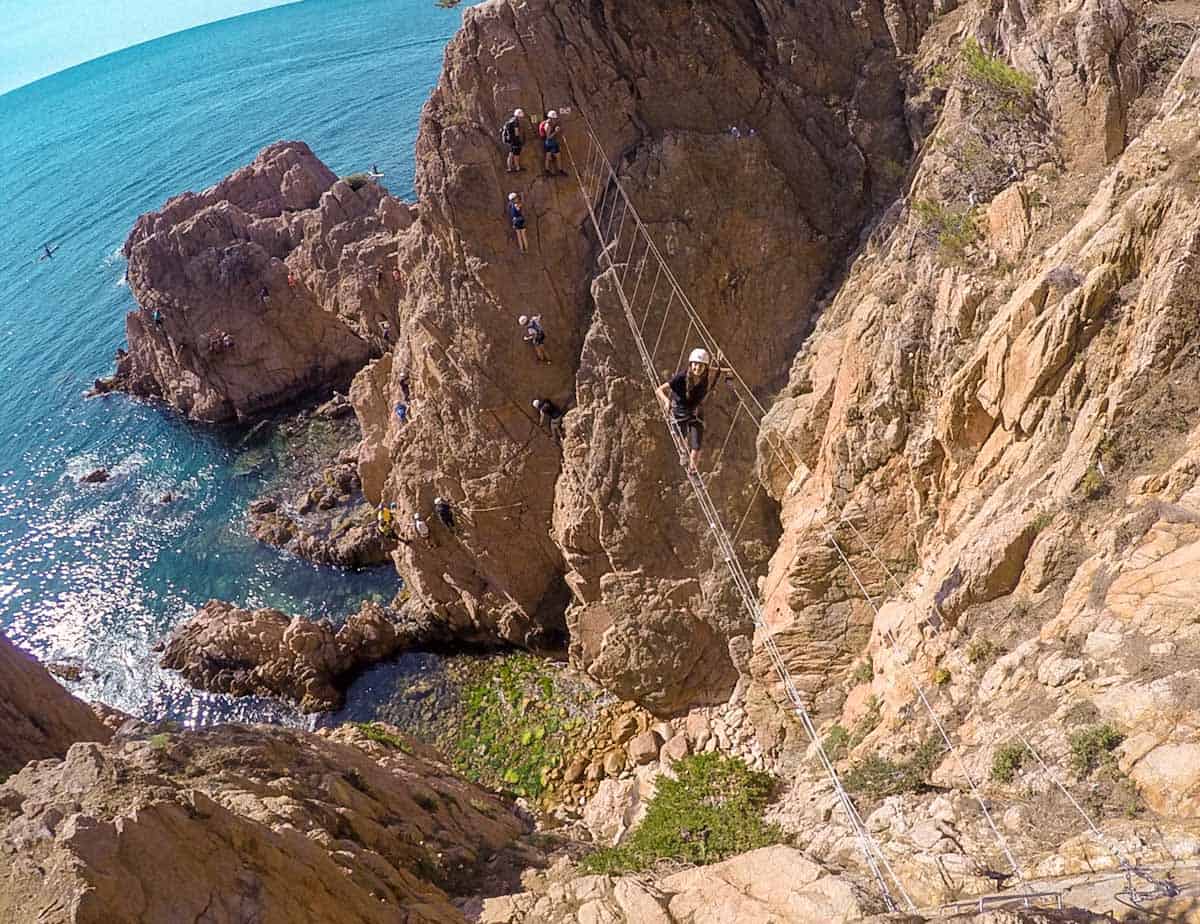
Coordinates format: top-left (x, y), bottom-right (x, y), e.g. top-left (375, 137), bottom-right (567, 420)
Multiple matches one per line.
top-left (160, 599), bottom-right (446, 712)
top-left (112, 141), bottom-right (408, 422)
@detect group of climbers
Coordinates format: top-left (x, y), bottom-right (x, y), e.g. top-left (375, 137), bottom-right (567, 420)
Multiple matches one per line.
top-left (501, 108), bottom-right (566, 254)
top-left (376, 496), bottom-right (455, 541)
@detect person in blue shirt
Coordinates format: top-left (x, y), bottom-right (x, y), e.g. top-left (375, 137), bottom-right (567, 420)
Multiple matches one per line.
top-left (507, 192), bottom-right (528, 253)
top-left (394, 402), bottom-right (409, 424)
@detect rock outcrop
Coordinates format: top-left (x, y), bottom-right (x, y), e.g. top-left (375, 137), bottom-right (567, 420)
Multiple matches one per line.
top-left (160, 599), bottom-right (443, 712)
top-left (0, 634), bottom-right (111, 777)
top-left (347, 0), bottom-right (937, 713)
top-left (0, 722), bottom-right (537, 923)
top-left (114, 142), bottom-right (404, 421)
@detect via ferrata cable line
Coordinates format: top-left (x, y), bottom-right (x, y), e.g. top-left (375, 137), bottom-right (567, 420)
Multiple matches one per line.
top-left (566, 123), bottom-right (914, 915)
top-left (834, 514), bottom-right (1184, 909)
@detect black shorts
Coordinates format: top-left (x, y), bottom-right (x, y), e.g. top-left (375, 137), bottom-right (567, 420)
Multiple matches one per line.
top-left (509, 142), bottom-right (523, 155)
top-left (530, 331), bottom-right (545, 346)
top-left (674, 417), bottom-right (703, 451)
top-left (512, 217), bottom-right (526, 230)
top-left (544, 138), bottom-right (560, 154)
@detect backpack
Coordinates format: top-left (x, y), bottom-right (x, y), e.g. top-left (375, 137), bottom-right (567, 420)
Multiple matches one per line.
top-left (538, 119), bottom-right (550, 139)
top-left (501, 118), bottom-right (518, 145)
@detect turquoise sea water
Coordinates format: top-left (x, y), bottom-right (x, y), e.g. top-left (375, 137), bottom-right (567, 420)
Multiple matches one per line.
top-left (0, 0), bottom-right (458, 723)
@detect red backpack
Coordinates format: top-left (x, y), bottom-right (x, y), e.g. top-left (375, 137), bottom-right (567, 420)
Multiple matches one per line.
top-left (538, 119), bottom-right (550, 139)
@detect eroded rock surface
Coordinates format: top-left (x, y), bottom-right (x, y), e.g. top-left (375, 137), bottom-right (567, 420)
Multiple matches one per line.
top-left (0, 722), bottom-right (536, 924)
top-left (115, 141), bottom-right (403, 421)
top-left (161, 599), bottom-right (443, 712)
top-left (349, 0), bottom-right (936, 713)
top-left (0, 634), bottom-right (110, 777)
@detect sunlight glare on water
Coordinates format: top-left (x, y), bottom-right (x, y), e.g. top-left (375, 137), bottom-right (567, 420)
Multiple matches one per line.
top-left (0, 0), bottom-right (458, 724)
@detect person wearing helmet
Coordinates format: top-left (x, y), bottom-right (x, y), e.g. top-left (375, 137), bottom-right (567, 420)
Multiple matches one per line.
top-left (411, 511), bottom-right (433, 547)
top-left (539, 110), bottom-right (564, 176)
top-left (507, 192), bottom-right (528, 254)
top-left (656, 347), bottom-right (729, 472)
top-left (502, 108), bottom-right (525, 173)
top-left (532, 397), bottom-right (565, 442)
top-left (376, 501), bottom-right (396, 537)
top-left (519, 314), bottom-right (550, 364)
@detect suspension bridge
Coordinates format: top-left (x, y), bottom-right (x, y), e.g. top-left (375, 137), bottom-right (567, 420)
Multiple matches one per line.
top-left (561, 110), bottom-right (1192, 918)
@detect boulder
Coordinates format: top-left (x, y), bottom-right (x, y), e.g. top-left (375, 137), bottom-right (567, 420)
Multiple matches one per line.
top-left (627, 730), bottom-right (661, 766)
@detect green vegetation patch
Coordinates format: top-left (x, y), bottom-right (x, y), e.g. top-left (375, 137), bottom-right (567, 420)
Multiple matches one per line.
top-left (913, 199), bottom-right (981, 260)
top-left (1070, 723), bottom-right (1124, 779)
top-left (961, 38), bottom-right (1035, 101)
top-left (932, 667), bottom-right (952, 687)
top-left (844, 737), bottom-right (943, 801)
top-left (966, 636), bottom-right (1002, 666)
top-left (990, 741), bottom-right (1026, 783)
top-left (581, 755), bottom-right (781, 874)
top-left (451, 654), bottom-right (574, 800)
top-left (353, 722), bottom-right (412, 753)
top-left (341, 172), bottom-right (373, 191)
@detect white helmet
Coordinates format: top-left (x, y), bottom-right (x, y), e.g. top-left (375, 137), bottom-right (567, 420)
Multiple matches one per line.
top-left (514, 108), bottom-right (525, 117)
top-left (531, 399), bottom-right (541, 410)
top-left (547, 109), bottom-right (558, 119)
top-left (688, 348), bottom-right (711, 366)
top-left (508, 192), bottom-right (518, 201)
top-left (434, 496), bottom-right (445, 505)
top-left (518, 315), bottom-right (529, 325)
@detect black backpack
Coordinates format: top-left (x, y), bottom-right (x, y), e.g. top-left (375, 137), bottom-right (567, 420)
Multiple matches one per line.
top-left (501, 118), bottom-right (518, 145)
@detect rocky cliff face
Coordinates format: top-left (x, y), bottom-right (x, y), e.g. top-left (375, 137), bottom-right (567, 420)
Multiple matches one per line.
top-left (0, 634), bottom-right (110, 776)
top-left (0, 721), bottom-right (538, 924)
top-left (348, 0), bottom-right (938, 713)
top-left (738, 0), bottom-right (1200, 904)
top-left (114, 142), bottom-right (404, 421)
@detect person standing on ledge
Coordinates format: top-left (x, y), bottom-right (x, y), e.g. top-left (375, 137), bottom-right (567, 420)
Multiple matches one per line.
top-left (519, 314), bottom-right (549, 364)
top-left (656, 347), bottom-right (730, 472)
top-left (540, 110), bottom-right (564, 176)
top-left (502, 108), bottom-right (525, 173)
top-left (508, 192), bottom-right (528, 254)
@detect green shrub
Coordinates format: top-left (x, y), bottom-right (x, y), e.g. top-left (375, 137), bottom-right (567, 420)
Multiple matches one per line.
top-left (1070, 724), bottom-right (1124, 779)
top-left (966, 636), bottom-right (1002, 665)
top-left (932, 667), bottom-right (952, 687)
top-left (844, 737), bottom-right (943, 801)
top-left (913, 199), bottom-right (981, 259)
top-left (353, 722), bottom-right (412, 753)
top-left (990, 742), bottom-right (1026, 783)
top-left (961, 38), bottom-right (1035, 100)
top-left (1079, 465), bottom-right (1108, 500)
top-left (1031, 511), bottom-right (1054, 534)
top-left (825, 724), bottom-right (851, 761)
top-left (852, 657), bottom-right (873, 685)
top-left (341, 172), bottom-right (373, 191)
top-left (581, 755), bottom-right (781, 874)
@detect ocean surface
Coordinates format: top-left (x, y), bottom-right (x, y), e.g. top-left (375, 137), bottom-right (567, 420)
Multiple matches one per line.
top-left (0, 0), bottom-right (460, 724)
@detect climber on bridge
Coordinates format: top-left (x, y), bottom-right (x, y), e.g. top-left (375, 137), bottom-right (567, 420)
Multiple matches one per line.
top-left (519, 314), bottom-right (549, 364)
top-left (657, 347), bottom-right (730, 473)
top-left (508, 192), bottom-right (528, 254)
top-left (532, 398), bottom-right (565, 442)
top-left (539, 110), bottom-right (564, 176)
top-left (501, 108), bottom-right (525, 173)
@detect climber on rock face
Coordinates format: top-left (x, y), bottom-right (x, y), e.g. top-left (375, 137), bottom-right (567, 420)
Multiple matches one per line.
top-left (657, 347), bottom-right (729, 472)
top-left (433, 496), bottom-right (455, 531)
top-left (539, 110), bottom-right (564, 176)
top-left (532, 398), bottom-right (565, 442)
top-left (412, 511), bottom-right (432, 546)
top-left (376, 502), bottom-right (396, 537)
top-left (394, 401), bottom-right (409, 424)
top-left (519, 314), bottom-right (549, 364)
top-left (502, 108), bottom-right (525, 173)
top-left (508, 192), bottom-right (528, 254)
